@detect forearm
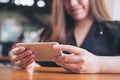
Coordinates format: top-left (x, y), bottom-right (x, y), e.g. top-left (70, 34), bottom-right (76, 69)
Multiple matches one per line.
top-left (99, 56), bottom-right (120, 73)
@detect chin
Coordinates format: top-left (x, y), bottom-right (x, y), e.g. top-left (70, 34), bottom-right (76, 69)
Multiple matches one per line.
top-left (72, 12), bottom-right (86, 19)
top-left (73, 16), bottom-right (86, 21)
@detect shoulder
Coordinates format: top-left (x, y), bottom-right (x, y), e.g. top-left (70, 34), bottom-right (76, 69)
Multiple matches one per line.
top-left (103, 21), bottom-right (120, 27)
top-left (102, 21), bottom-right (120, 29)
top-left (96, 21), bottom-right (120, 33)
top-left (95, 21), bottom-right (120, 39)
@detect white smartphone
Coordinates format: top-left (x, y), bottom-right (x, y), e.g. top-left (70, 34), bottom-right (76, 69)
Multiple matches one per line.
top-left (16, 42), bottom-right (62, 61)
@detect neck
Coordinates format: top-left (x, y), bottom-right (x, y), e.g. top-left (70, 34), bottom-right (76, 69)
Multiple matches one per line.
top-left (75, 16), bottom-right (94, 29)
top-left (74, 16), bottom-right (94, 46)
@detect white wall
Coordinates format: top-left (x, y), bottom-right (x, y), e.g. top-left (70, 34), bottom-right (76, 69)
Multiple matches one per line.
top-left (104, 0), bottom-right (114, 18)
top-left (112, 0), bottom-right (120, 20)
top-left (105, 0), bottom-right (120, 20)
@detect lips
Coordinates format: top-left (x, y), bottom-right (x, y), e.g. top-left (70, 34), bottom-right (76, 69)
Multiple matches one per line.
top-left (71, 7), bottom-right (83, 15)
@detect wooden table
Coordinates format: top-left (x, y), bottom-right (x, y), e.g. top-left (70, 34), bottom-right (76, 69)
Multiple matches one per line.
top-left (0, 56), bottom-right (10, 61)
top-left (0, 56), bottom-right (10, 65)
top-left (0, 66), bottom-right (120, 80)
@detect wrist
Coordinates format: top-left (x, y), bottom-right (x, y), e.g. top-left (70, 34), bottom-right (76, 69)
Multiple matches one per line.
top-left (93, 56), bottom-right (103, 73)
top-left (97, 56), bottom-right (107, 73)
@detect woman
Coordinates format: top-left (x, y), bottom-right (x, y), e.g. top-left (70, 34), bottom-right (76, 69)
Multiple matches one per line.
top-left (11, 0), bottom-right (120, 73)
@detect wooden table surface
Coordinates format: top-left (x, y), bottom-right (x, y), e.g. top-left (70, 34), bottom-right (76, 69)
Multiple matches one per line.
top-left (0, 66), bottom-right (120, 80)
top-left (0, 56), bottom-right (10, 61)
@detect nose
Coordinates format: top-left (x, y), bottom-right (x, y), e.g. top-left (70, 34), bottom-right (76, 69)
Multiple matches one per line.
top-left (69, 0), bottom-right (78, 7)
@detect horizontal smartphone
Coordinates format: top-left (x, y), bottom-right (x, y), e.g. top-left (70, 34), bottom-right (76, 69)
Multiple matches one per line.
top-left (16, 42), bottom-right (62, 61)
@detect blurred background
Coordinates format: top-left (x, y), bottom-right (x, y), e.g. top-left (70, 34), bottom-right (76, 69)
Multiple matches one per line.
top-left (0, 0), bottom-right (52, 57)
top-left (0, 0), bottom-right (120, 65)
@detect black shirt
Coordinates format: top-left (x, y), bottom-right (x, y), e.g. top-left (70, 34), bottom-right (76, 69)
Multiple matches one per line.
top-left (39, 21), bottom-right (120, 66)
top-left (69, 21), bottom-right (120, 56)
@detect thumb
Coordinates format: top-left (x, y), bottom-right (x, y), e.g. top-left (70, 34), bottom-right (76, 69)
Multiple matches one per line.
top-left (53, 44), bottom-right (85, 55)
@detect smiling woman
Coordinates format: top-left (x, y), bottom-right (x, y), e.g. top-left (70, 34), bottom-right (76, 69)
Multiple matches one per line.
top-left (63, 0), bottom-right (90, 21)
top-left (9, 0), bottom-right (120, 74)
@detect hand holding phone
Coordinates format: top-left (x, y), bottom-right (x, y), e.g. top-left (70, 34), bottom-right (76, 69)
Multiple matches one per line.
top-left (16, 42), bottom-right (62, 61)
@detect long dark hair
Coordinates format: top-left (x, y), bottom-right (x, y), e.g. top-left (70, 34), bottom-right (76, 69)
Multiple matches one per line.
top-left (41, 0), bottom-right (111, 43)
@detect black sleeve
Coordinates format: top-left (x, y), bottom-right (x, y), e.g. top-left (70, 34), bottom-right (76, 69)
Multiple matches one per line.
top-left (115, 21), bottom-right (120, 55)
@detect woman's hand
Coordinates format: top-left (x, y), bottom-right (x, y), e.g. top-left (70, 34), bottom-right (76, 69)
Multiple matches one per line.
top-left (52, 44), bottom-right (101, 73)
top-left (10, 47), bottom-right (39, 69)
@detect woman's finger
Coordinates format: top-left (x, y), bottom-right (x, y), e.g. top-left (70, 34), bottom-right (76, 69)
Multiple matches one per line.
top-left (57, 54), bottom-right (85, 63)
top-left (54, 44), bottom-right (86, 55)
top-left (22, 59), bottom-right (34, 68)
top-left (14, 50), bottom-right (33, 61)
top-left (14, 60), bottom-right (21, 66)
top-left (20, 54), bottom-right (35, 66)
top-left (11, 47), bottom-right (26, 55)
top-left (60, 62), bottom-right (85, 73)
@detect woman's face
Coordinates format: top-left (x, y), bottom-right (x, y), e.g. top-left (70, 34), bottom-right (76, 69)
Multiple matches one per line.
top-left (63, 0), bottom-right (90, 21)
